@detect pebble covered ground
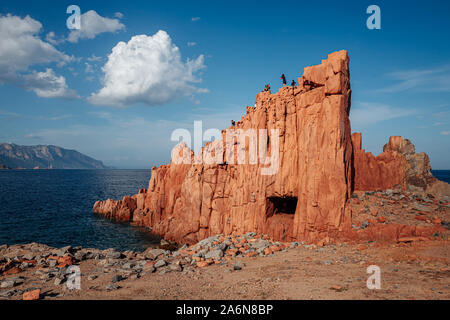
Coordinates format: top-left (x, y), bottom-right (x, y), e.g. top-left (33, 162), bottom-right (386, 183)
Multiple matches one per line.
top-left (350, 189), bottom-right (450, 231)
top-left (0, 232), bottom-right (304, 299)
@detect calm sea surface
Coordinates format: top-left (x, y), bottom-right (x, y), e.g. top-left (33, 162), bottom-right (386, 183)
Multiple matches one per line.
top-left (432, 170), bottom-right (450, 184)
top-left (0, 169), bottom-right (449, 251)
top-left (0, 169), bottom-right (160, 252)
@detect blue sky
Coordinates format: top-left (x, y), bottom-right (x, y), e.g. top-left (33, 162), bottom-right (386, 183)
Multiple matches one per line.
top-left (0, 0), bottom-right (449, 169)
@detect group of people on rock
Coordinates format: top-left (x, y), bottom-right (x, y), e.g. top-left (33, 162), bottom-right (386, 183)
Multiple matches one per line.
top-left (233, 74), bottom-right (298, 127)
top-left (263, 74), bottom-right (296, 92)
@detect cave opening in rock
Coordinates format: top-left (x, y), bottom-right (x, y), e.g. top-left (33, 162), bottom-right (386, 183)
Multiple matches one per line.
top-left (266, 196), bottom-right (298, 216)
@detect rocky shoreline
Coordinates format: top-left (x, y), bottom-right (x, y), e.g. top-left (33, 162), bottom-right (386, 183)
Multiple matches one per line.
top-left (0, 232), bottom-right (309, 300)
top-left (1, 229), bottom-right (449, 300)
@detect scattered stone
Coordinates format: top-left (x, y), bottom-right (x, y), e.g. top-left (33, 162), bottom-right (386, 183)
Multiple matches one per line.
top-left (0, 289), bottom-right (15, 297)
top-left (204, 249), bottom-right (223, 260)
top-left (249, 239), bottom-right (270, 250)
top-left (40, 273), bottom-right (53, 281)
top-left (111, 275), bottom-right (123, 283)
top-left (48, 259), bottom-right (57, 267)
top-left (195, 236), bottom-right (219, 249)
top-left (233, 261), bottom-right (244, 271)
top-left (144, 248), bottom-right (165, 260)
top-left (330, 285), bottom-right (346, 292)
top-left (168, 263), bottom-right (182, 272)
top-left (23, 289), bottom-right (40, 300)
top-left (122, 262), bottom-right (135, 269)
top-left (56, 246), bottom-right (72, 257)
top-left (88, 274), bottom-right (98, 281)
top-left (414, 204), bottom-right (431, 213)
top-left (154, 260), bottom-right (167, 268)
top-left (105, 284), bottom-right (120, 290)
top-left (23, 253), bottom-right (35, 261)
top-left (290, 242), bottom-right (299, 248)
top-left (106, 251), bottom-right (123, 259)
top-left (1, 280), bottom-right (15, 289)
top-left (196, 261), bottom-right (210, 268)
top-left (130, 274), bottom-right (139, 280)
top-left (143, 262), bottom-right (156, 273)
top-left (361, 221), bottom-right (369, 229)
top-left (74, 251), bottom-right (87, 261)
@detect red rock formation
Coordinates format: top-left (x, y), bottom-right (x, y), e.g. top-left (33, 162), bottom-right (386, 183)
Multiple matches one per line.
top-left (94, 50), bottom-right (449, 245)
top-left (353, 133), bottom-right (450, 197)
top-left (352, 133), bottom-right (407, 191)
top-left (94, 50), bottom-right (354, 244)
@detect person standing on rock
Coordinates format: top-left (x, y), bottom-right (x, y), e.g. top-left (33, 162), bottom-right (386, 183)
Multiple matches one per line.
top-left (281, 74), bottom-right (287, 86)
top-left (291, 80), bottom-right (296, 88)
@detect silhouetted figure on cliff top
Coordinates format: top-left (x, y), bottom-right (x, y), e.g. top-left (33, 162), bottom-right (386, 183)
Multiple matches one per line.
top-left (263, 84), bottom-right (271, 92)
top-left (291, 80), bottom-right (296, 88)
top-left (280, 74), bottom-right (287, 85)
top-left (231, 120), bottom-right (236, 127)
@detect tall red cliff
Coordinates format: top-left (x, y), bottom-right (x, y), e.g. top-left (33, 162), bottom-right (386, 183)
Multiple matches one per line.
top-left (95, 50), bottom-right (354, 244)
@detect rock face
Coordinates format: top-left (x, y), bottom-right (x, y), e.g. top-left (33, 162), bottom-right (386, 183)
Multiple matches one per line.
top-left (353, 133), bottom-right (450, 197)
top-left (352, 133), bottom-right (407, 191)
top-left (95, 50), bottom-right (354, 244)
top-left (94, 50), bottom-right (449, 245)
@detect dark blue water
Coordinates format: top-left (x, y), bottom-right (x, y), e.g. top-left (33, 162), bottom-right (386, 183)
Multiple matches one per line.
top-left (0, 169), bottom-right (161, 252)
top-left (431, 170), bottom-right (450, 183)
top-left (431, 170), bottom-right (450, 184)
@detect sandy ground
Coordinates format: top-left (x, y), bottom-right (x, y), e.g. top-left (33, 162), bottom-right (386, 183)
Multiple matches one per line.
top-left (2, 240), bottom-right (448, 300)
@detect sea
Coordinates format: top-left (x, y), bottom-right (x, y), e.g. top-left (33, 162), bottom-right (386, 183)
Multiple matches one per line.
top-left (0, 169), bottom-right (449, 252)
top-left (0, 169), bottom-right (160, 252)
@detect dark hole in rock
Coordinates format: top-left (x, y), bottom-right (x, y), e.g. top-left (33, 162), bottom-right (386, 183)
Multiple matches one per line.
top-left (266, 196), bottom-right (298, 216)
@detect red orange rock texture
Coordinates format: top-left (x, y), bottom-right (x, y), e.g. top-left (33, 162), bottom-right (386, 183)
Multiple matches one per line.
top-left (353, 133), bottom-right (450, 197)
top-left (93, 50), bottom-right (449, 245)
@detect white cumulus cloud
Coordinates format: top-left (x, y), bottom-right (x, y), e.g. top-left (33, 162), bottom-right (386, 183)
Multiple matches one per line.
top-left (0, 14), bottom-right (71, 83)
top-left (89, 30), bottom-right (207, 107)
top-left (67, 10), bottom-right (125, 43)
top-left (22, 68), bottom-right (79, 99)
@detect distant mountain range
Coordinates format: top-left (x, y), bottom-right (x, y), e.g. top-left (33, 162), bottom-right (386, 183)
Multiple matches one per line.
top-left (0, 143), bottom-right (111, 169)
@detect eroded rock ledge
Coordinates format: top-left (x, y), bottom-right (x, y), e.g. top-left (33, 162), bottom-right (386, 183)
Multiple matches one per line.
top-left (93, 50), bottom-right (449, 245)
top-left (353, 133), bottom-right (450, 197)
